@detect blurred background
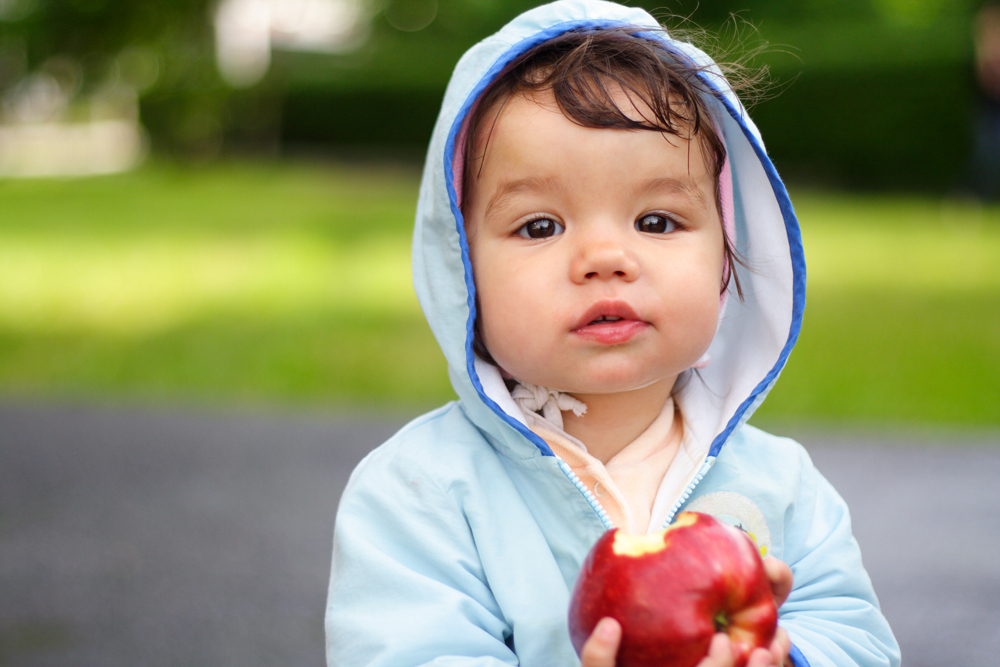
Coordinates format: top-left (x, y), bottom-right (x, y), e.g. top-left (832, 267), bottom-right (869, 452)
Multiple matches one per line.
top-left (0, 0), bottom-right (996, 421)
top-left (0, 1), bottom-right (998, 666)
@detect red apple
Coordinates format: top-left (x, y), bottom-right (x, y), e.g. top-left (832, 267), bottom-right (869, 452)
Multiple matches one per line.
top-left (568, 511), bottom-right (777, 667)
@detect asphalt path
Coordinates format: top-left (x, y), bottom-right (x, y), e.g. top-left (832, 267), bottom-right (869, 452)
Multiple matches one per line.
top-left (1, 402), bottom-right (998, 667)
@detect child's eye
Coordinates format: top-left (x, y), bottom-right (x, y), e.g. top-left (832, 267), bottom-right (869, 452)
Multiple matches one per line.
top-left (635, 213), bottom-right (679, 234)
top-left (517, 217), bottom-right (564, 239)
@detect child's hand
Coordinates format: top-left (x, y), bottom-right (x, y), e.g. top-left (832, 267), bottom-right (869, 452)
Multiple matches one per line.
top-left (763, 556), bottom-right (793, 610)
top-left (759, 555), bottom-right (794, 667)
top-left (578, 620), bottom-right (792, 667)
top-left (695, 631), bottom-right (791, 667)
top-left (579, 618), bottom-right (621, 667)
top-left (579, 559), bottom-right (794, 667)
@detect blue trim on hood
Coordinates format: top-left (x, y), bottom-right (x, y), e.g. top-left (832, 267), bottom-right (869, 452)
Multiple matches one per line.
top-left (704, 92), bottom-right (806, 459)
top-left (443, 20), bottom-right (806, 461)
top-left (789, 643), bottom-right (811, 667)
top-left (443, 18), bottom-right (630, 458)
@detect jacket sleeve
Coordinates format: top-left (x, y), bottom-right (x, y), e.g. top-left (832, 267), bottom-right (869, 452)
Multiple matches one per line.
top-left (779, 448), bottom-right (901, 667)
top-left (325, 449), bottom-right (516, 667)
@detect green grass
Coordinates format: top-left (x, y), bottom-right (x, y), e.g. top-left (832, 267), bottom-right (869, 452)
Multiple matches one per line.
top-left (754, 193), bottom-right (1000, 426)
top-left (0, 161), bottom-right (997, 424)
top-left (0, 160), bottom-right (449, 408)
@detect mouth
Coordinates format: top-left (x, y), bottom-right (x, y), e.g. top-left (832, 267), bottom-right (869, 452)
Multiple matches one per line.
top-left (574, 301), bottom-right (641, 329)
top-left (573, 301), bottom-right (649, 344)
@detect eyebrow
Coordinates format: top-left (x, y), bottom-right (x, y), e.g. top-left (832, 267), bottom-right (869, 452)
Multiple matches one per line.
top-left (633, 176), bottom-right (709, 207)
top-left (483, 175), bottom-right (561, 221)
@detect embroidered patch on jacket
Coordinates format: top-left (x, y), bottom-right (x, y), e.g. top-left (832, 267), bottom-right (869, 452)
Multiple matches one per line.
top-left (684, 491), bottom-right (772, 557)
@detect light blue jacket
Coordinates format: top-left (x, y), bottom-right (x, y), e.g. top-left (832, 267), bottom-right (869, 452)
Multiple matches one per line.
top-left (325, 2), bottom-right (900, 666)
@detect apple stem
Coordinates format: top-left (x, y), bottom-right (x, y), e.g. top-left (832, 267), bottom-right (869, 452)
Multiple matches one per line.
top-left (713, 612), bottom-right (729, 633)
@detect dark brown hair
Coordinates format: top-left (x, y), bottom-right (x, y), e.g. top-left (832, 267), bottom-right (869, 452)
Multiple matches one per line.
top-left (463, 28), bottom-right (728, 205)
top-left (462, 28), bottom-right (746, 365)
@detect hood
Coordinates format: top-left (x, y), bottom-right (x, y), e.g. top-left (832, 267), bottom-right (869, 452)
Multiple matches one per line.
top-left (411, 0), bottom-right (805, 463)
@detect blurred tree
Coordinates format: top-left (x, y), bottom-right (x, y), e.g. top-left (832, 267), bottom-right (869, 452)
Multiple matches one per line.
top-left (0, 0), bottom-right (988, 186)
top-left (0, 0), bottom-right (227, 154)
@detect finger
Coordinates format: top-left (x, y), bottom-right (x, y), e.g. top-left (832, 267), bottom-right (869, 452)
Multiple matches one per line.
top-left (763, 557), bottom-right (793, 608)
top-left (696, 633), bottom-right (734, 667)
top-left (746, 646), bottom-right (777, 667)
top-left (770, 627), bottom-right (791, 666)
top-left (580, 618), bottom-right (621, 667)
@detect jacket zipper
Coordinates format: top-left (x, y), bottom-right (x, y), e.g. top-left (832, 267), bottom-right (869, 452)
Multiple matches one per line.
top-left (661, 456), bottom-right (717, 528)
top-left (555, 458), bottom-right (615, 530)
top-left (555, 455), bottom-right (718, 532)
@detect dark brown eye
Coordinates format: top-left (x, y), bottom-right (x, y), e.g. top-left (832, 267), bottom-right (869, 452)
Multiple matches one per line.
top-left (635, 214), bottom-right (678, 234)
top-left (517, 218), bottom-right (564, 239)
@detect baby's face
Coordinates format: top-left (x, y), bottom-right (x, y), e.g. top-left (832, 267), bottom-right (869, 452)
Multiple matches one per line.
top-left (464, 88), bottom-right (724, 397)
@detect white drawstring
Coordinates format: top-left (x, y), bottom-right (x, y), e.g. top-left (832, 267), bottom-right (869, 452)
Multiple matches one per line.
top-left (511, 381), bottom-right (587, 430)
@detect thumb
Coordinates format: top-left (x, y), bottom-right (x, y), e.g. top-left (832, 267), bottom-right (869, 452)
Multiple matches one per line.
top-left (580, 618), bottom-right (621, 667)
top-left (763, 557), bottom-right (793, 609)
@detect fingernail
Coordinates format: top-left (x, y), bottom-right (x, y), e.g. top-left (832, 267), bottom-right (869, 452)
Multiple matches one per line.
top-left (597, 619), bottom-right (617, 639)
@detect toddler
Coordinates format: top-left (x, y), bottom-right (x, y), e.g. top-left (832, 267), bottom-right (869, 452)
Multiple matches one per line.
top-left (326, 2), bottom-right (900, 666)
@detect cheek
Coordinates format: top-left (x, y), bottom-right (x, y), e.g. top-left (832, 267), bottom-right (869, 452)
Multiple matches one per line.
top-left (476, 272), bottom-right (531, 345)
top-left (473, 254), bottom-right (560, 372)
top-left (661, 253), bottom-right (724, 338)
top-left (694, 295), bottom-right (722, 344)
top-left (664, 286), bottom-right (720, 370)
top-left (472, 256), bottom-right (523, 352)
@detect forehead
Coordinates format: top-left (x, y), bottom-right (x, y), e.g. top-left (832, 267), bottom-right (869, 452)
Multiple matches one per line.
top-left (465, 89), bottom-right (715, 214)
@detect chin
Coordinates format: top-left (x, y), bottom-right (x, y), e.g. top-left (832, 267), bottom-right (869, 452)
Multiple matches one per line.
top-left (495, 351), bottom-right (695, 397)
top-left (563, 372), bottom-right (676, 398)
top-left (599, 358), bottom-right (683, 386)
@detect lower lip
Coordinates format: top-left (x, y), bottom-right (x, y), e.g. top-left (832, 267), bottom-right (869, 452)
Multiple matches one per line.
top-left (573, 320), bottom-right (649, 344)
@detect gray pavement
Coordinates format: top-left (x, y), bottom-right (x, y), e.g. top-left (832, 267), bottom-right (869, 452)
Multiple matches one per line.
top-left (1, 402), bottom-right (998, 667)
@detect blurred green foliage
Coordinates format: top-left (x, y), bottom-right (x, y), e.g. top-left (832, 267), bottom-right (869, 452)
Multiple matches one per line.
top-left (0, 0), bottom-right (230, 152)
top-left (278, 0), bottom-right (986, 189)
top-left (0, 161), bottom-right (997, 424)
top-left (0, 0), bottom-right (990, 187)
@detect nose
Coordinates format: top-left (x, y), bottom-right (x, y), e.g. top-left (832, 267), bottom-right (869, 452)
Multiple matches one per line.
top-left (569, 231), bottom-right (640, 284)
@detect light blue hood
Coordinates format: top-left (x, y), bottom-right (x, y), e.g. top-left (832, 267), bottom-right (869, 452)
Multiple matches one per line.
top-left (412, 0), bottom-right (805, 465)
